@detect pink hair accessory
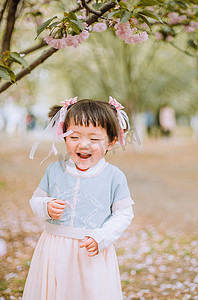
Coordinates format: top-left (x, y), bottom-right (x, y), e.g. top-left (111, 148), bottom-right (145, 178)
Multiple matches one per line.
top-left (57, 97), bottom-right (78, 139)
top-left (60, 97), bottom-right (78, 107)
top-left (109, 96), bottom-right (124, 110)
top-left (108, 96), bottom-right (130, 146)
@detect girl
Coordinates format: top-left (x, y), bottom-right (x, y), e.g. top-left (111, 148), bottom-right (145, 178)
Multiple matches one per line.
top-left (23, 97), bottom-right (134, 300)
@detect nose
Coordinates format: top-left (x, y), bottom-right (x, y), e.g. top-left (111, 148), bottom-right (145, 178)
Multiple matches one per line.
top-left (78, 137), bottom-right (90, 149)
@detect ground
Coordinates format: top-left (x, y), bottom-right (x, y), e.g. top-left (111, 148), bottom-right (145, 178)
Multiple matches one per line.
top-left (0, 134), bottom-right (197, 299)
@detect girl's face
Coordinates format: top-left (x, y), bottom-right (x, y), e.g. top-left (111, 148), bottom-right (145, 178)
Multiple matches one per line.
top-left (65, 121), bottom-right (116, 170)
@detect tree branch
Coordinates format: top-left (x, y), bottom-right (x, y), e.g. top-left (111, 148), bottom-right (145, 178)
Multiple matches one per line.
top-left (1, 0), bottom-right (21, 55)
top-left (169, 41), bottom-right (194, 57)
top-left (0, 47), bottom-right (57, 93)
top-left (0, 0), bottom-right (117, 94)
top-left (72, 0), bottom-right (92, 13)
top-left (85, 0), bottom-right (116, 26)
top-left (81, 0), bottom-right (101, 16)
top-left (0, 0), bottom-right (9, 24)
top-left (19, 39), bottom-right (47, 55)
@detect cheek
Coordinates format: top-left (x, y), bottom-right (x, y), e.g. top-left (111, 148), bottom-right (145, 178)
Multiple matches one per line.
top-left (91, 143), bottom-right (106, 156)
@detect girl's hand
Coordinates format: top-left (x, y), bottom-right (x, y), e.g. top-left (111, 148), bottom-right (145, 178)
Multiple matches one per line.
top-left (80, 236), bottom-right (98, 257)
top-left (47, 199), bottom-right (68, 219)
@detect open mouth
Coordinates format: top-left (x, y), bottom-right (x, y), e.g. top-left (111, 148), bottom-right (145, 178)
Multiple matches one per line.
top-left (77, 153), bottom-right (91, 159)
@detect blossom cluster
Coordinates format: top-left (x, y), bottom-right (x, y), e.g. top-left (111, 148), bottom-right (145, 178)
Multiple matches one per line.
top-left (115, 22), bottom-right (148, 44)
top-left (184, 21), bottom-right (198, 33)
top-left (168, 12), bottom-right (186, 24)
top-left (92, 22), bottom-right (107, 33)
top-left (45, 29), bottom-right (89, 49)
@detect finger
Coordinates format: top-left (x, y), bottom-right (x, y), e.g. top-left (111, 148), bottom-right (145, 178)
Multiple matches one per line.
top-left (80, 238), bottom-right (93, 248)
top-left (51, 212), bottom-right (63, 217)
top-left (88, 250), bottom-right (98, 257)
top-left (86, 246), bottom-right (97, 252)
top-left (86, 242), bottom-right (95, 250)
top-left (52, 203), bottom-right (66, 209)
top-left (51, 207), bottom-right (65, 214)
top-left (53, 200), bottom-right (70, 207)
top-left (51, 214), bottom-right (62, 219)
top-left (79, 237), bottom-right (89, 248)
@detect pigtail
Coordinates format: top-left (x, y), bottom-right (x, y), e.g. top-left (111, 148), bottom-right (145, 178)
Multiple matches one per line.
top-left (48, 105), bottom-right (62, 121)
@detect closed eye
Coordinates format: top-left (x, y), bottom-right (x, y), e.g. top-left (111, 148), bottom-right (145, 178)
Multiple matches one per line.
top-left (91, 139), bottom-right (100, 142)
top-left (71, 136), bottom-right (78, 139)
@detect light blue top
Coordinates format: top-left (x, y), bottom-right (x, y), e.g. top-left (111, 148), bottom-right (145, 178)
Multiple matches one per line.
top-left (39, 158), bottom-right (134, 230)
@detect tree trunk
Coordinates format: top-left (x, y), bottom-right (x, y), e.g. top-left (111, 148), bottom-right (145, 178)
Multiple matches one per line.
top-left (1, 0), bottom-right (21, 55)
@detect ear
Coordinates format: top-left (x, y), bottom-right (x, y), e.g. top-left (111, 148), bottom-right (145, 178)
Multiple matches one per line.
top-left (107, 137), bottom-right (117, 151)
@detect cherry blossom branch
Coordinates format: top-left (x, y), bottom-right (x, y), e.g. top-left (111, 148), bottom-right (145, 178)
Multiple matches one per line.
top-left (0, 0), bottom-right (117, 94)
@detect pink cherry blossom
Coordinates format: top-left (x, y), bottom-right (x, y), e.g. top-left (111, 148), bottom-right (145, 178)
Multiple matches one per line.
top-left (115, 22), bottom-right (131, 40)
top-left (78, 30), bottom-right (89, 43)
top-left (184, 21), bottom-right (198, 32)
top-left (78, 9), bottom-right (87, 20)
top-left (65, 35), bottom-right (79, 48)
top-left (45, 36), bottom-right (67, 49)
top-left (155, 32), bottom-right (163, 40)
top-left (168, 12), bottom-right (186, 25)
top-left (45, 36), bottom-right (53, 44)
top-left (45, 29), bottom-right (89, 49)
top-left (92, 22), bottom-right (107, 33)
top-left (115, 22), bottom-right (148, 44)
top-left (166, 35), bottom-right (173, 42)
top-left (131, 32), bottom-right (148, 43)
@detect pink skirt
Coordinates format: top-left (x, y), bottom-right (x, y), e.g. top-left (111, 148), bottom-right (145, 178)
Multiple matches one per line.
top-left (22, 231), bottom-right (123, 300)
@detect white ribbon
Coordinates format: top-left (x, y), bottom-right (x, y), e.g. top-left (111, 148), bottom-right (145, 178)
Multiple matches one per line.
top-left (117, 109), bottom-right (130, 135)
top-left (29, 109), bottom-right (73, 165)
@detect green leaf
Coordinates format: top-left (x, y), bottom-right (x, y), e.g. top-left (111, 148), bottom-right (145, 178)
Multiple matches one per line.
top-left (0, 66), bottom-right (10, 81)
top-left (137, 14), bottom-right (152, 31)
top-left (119, 1), bottom-right (127, 8)
top-left (175, 0), bottom-right (188, 9)
top-left (137, 0), bottom-right (161, 7)
top-left (68, 12), bottom-right (78, 20)
top-left (0, 64), bottom-right (16, 82)
top-left (108, 10), bottom-right (121, 19)
top-left (35, 16), bottom-right (57, 40)
top-left (69, 22), bottom-right (80, 34)
top-left (70, 20), bottom-right (85, 31)
top-left (120, 11), bottom-right (133, 24)
top-left (49, 21), bottom-right (61, 28)
top-left (138, 10), bottom-right (164, 23)
top-left (112, 0), bottom-right (119, 4)
top-left (10, 52), bottom-right (28, 68)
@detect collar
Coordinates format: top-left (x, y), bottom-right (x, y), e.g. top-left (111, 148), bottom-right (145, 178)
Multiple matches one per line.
top-left (64, 157), bottom-right (107, 177)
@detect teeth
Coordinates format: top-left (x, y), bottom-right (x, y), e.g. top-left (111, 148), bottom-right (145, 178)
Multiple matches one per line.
top-left (77, 153), bottom-right (91, 159)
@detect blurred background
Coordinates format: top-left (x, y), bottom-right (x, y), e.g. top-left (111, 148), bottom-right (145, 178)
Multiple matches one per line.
top-left (0, 0), bottom-right (198, 299)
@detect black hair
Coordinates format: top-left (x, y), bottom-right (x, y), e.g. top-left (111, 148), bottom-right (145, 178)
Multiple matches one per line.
top-left (49, 99), bottom-right (121, 142)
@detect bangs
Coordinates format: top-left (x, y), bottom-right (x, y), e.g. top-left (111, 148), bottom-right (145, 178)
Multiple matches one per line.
top-left (68, 101), bottom-right (106, 127)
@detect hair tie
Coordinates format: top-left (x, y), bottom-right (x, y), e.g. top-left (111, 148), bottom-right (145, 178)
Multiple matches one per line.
top-left (109, 96), bottom-right (130, 146)
top-left (29, 97), bottom-right (77, 165)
